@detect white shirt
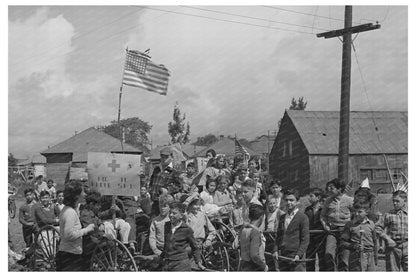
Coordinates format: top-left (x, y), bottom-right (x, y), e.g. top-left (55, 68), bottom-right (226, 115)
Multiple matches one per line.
top-left (284, 208), bottom-right (299, 230)
top-left (171, 221), bottom-right (182, 234)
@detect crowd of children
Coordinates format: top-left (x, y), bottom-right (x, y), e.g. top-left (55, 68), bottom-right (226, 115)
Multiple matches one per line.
top-left (13, 146), bottom-right (408, 272)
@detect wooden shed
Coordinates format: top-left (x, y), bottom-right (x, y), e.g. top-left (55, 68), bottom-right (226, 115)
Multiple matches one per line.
top-left (40, 127), bottom-right (142, 186)
top-left (269, 110), bottom-right (408, 194)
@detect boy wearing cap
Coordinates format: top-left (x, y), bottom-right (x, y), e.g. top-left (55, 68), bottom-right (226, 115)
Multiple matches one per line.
top-left (149, 146), bottom-right (180, 215)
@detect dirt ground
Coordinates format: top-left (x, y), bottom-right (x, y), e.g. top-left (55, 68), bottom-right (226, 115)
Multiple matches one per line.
top-left (8, 196), bottom-right (387, 271)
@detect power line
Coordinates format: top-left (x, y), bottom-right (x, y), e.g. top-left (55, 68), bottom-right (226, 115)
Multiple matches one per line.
top-left (10, 8), bottom-right (145, 66)
top-left (263, 5), bottom-right (367, 25)
top-left (11, 6), bottom-right (320, 73)
top-left (352, 40), bottom-right (383, 149)
top-left (10, 7), bottom-right (178, 72)
top-left (138, 6), bottom-right (315, 35)
top-left (179, 5), bottom-right (329, 32)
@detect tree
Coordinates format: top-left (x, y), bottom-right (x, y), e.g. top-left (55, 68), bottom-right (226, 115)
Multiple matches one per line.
top-left (8, 153), bottom-right (17, 166)
top-left (194, 134), bottom-right (218, 146)
top-left (102, 117), bottom-right (152, 153)
top-left (289, 96), bottom-right (308, 110)
top-left (278, 96), bottom-right (308, 128)
top-left (168, 102), bottom-right (191, 144)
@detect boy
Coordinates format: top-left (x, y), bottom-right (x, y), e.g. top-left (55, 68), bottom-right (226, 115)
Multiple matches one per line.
top-left (180, 162), bottom-right (198, 193)
top-left (231, 189), bottom-right (245, 227)
top-left (341, 201), bottom-right (377, 271)
top-left (241, 179), bottom-right (262, 224)
top-left (272, 189), bottom-right (309, 271)
top-left (34, 175), bottom-right (48, 201)
top-left (46, 179), bottom-right (56, 200)
top-left (148, 194), bottom-right (174, 257)
top-left (138, 186), bottom-right (152, 216)
top-left (267, 181), bottom-right (284, 211)
top-left (163, 202), bottom-right (205, 271)
top-left (79, 191), bottom-right (106, 270)
top-left (98, 196), bottom-right (131, 248)
top-left (265, 197), bottom-right (284, 232)
top-left (320, 178), bottom-right (354, 271)
top-left (186, 198), bottom-right (216, 248)
top-left (19, 188), bottom-right (38, 247)
top-left (304, 188), bottom-right (326, 271)
top-left (55, 190), bottom-right (65, 212)
top-left (375, 190), bottom-right (408, 271)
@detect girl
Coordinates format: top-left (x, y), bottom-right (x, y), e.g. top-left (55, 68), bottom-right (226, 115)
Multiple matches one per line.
top-left (200, 178), bottom-right (222, 217)
top-left (56, 181), bottom-right (95, 271)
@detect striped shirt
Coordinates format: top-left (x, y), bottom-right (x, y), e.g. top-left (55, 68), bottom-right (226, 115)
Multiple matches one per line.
top-left (375, 207), bottom-right (408, 243)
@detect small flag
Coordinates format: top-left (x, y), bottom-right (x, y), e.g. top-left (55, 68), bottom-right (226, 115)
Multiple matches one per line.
top-left (122, 50), bottom-right (170, 95)
top-left (235, 139), bottom-right (250, 161)
top-left (345, 179), bottom-right (353, 194)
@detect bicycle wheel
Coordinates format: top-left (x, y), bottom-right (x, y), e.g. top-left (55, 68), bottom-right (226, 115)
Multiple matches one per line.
top-left (212, 221), bottom-right (240, 271)
top-left (31, 225), bottom-right (60, 271)
top-left (90, 238), bottom-right (138, 271)
top-left (202, 235), bottom-right (230, 271)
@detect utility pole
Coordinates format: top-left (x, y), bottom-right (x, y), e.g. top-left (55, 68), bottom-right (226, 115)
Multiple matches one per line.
top-left (317, 6), bottom-right (380, 183)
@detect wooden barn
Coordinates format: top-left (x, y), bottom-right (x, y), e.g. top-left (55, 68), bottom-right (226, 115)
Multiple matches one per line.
top-left (40, 127), bottom-right (142, 187)
top-left (269, 110), bottom-right (408, 194)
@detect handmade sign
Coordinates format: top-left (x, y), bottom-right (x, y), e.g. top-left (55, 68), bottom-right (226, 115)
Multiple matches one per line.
top-left (87, 152), bottom-right (141, 196)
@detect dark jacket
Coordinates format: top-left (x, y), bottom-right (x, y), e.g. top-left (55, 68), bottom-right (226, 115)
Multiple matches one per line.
top-left (274, 211), bottom-right (310, 258)
top-left (163, 221), bottom-right (201, 263)
top-left (304, 205), bottom-right (325, 241)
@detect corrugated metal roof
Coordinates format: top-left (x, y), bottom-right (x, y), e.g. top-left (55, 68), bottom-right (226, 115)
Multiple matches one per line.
top-left (286, 110), bottom-right (407, 154)
top-left (193, 137), bottom-right (259, 157)
top-left (41, 127), bottom-right (141, 158)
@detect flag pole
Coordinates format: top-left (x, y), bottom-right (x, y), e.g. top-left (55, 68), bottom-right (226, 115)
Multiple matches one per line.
top-left (118, 48), bottom-right (129, 152)
top-left (112, 48), bottom-right (128, 215)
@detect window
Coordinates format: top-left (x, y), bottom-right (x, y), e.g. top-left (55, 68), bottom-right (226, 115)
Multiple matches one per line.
top-left (373, 169), bottom-right (388, 181)
top-left (282, 140), bottom-right (293, 158)
top-left (360, 168), bottom-right (372, 180)
top-left (359, 167), bottom-right (403, 182)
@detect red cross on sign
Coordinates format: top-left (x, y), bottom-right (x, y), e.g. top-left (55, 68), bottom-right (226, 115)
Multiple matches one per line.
top-left (108, 159), bottom-right (121, 172)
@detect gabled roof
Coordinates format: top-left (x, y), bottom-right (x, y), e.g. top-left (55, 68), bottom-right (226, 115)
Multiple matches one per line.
top-left (250, 135), bottom-right (276, 154)
top-left (181, 144), bottom-right (206, 158)
top-left (285, 110), bottom-right (408, 155)
top-left (193, 137), bottom-right (258, 157)
top-left (41, 127), bottom-right (141, 160)
top-left (16, 154), bottom-right (46, 165)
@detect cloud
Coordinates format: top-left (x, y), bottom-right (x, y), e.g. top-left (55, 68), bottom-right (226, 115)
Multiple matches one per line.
top-left (9, 7), bottom-right (75, 98)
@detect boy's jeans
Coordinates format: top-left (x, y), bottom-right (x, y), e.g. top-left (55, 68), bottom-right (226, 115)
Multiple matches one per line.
top-left (385, 241), bottom-right (408, 271)
top-left (324, 227), bottom-right (349, 271)
top-left (349, 251), bottom-right (375, 271)
top-left (103, 219), bottom-right (131, 244)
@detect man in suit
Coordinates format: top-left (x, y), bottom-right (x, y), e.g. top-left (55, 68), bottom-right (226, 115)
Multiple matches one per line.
top-left (272, 189), bottom-right (309, 271)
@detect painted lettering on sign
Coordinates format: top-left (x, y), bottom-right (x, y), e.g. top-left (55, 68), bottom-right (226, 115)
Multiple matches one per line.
top-left (87, 152), bottom-right (141, 196)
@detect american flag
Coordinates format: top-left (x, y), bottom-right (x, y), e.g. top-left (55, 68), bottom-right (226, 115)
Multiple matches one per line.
top-left (122, 50), bottom-right (170, 95)
top-left (235, 138), bottom-right (250, 160)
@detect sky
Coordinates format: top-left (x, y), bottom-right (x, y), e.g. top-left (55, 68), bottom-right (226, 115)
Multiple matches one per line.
top-left (7, 4), bottom-right (408, 158)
